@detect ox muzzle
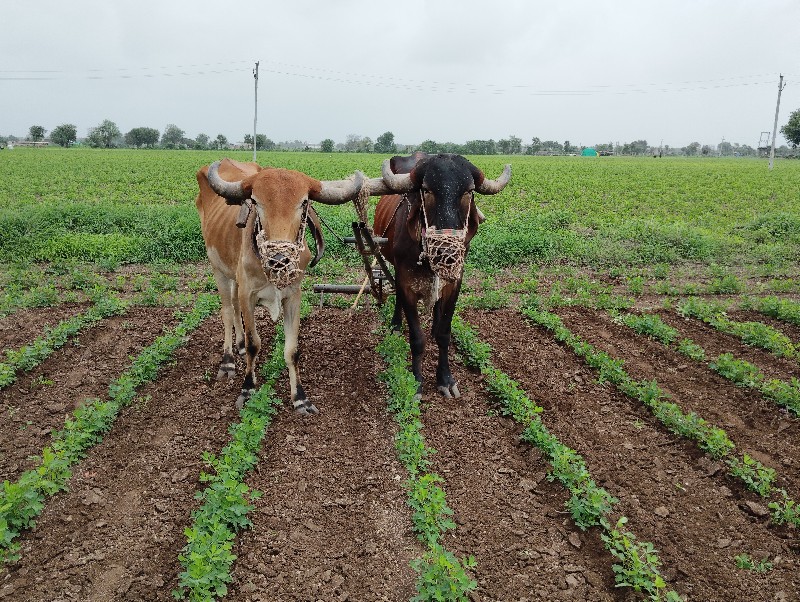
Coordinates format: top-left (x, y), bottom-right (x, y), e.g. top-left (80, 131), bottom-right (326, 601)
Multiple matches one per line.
top-left (254, 199), bottom-right (310, 290)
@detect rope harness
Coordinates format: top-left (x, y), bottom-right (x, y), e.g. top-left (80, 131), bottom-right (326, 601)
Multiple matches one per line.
top-left (253, 198), bottom-right (310, 290)
top-left (416, 190), bottom-right (471, 282)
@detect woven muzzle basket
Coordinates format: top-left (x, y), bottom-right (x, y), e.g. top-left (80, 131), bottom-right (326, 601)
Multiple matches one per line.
top-left (423, 228), bottom-right (467, 282)
top-left (255, 232), bottom-right (304, 289)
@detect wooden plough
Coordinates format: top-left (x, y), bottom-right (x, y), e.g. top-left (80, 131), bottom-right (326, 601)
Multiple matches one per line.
top-left (312, 221), bottom-right (395, 307)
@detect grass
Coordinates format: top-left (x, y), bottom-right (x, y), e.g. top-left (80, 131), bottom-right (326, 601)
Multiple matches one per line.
top-left (3, 149), bottom-right (800, 270)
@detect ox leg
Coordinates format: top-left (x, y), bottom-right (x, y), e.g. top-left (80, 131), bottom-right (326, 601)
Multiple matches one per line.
top-left (236, 292), bottom-right (261, 410)
top-left (391, 297), bottom-right (404, 334)
top-left (213, 272), bottom-right (238, 380)
top-left (432, 285), bottom-right (461, 398)
top-left (283, 293), bottom-right (317, 415)
top-left (397, 284), bottom-right (425, 399)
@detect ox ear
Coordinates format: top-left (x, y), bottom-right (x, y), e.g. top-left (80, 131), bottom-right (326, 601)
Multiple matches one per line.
top-left (390, 151), bottom-right (428, 175)
top-left (467, 197), bottom-right (486, 239)
top-left (306, 207), bottom-right (325, 268)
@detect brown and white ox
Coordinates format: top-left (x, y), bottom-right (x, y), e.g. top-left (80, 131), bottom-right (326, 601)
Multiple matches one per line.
top-left (196, 159), bottom-right (363, 414)
top-left (366, 153), bottom-right (511, 398)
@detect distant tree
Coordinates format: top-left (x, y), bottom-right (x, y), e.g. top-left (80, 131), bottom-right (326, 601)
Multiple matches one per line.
top-left (595, 142), bottom-right (613, 153)
top-left (462, 139), bottom-right (496, 155)
top-left (344, 134), bottom-right (363, 152)
top-left (255, 134), bottom-right (275, 150)
top-left (563, 140), bottom-right (572, 154)
top-left (701, 144), bottom-right (712, 156)
top-left (497, 138), bottom-right (511, 154)
top-left (540, 140), bottom-right (563, 154)
top-left (357, 136), bottom-right (373, 153)
top-left (243, 134), bottom-right (253, 148)
top-left (526, 137), bottom-right (542, 155)
top-left (418, 139), bottom-right (440, 154)
top-left (86, 119), bottom-right (121, 148)
top-left (684, 142), bottom-right (700, 156)
top-left (161, 124), bottom-right (185, 149)
top-left (213, 134), bottom-right (228, 150)
top-left (194, 133), bottom-right (210, 150)
top-left (374, 131), bottom-right (396, 154)
top-left (718, 141), bottom-right (733, 156)
top-left (28, 125), bottom-right (46, 142)
top-left (320, 138), bottom-right (334, 153)
top-left (51, 123), bottom-right (77, 147)
top-left (781, 108), bottom-right (800, 148)
top-left (124, 127), bottom-right (160, 148)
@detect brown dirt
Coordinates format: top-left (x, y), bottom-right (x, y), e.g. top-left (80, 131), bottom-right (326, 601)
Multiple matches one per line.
top-left (1, 302), bottom-right (799, 601)
top-left (0, 304), bottom-right (86, 352)
top-left (556, 307), bottom-right (800, 494)
top-left (467, 308), bottom-right (799, 601)
top-left (227, 308), bottom-right (419, 602)
top-left (0, 307), bottom-right (177, 483)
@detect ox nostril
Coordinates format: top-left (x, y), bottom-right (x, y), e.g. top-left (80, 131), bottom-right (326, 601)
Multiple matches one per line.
top-left (268, 253), bottom-right (287, 269)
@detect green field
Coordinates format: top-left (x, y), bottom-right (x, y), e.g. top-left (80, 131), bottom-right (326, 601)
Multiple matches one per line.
top-left (1, 148), bottom-right (799, 271)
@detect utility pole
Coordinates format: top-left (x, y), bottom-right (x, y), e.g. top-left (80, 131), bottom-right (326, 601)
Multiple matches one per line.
top-left (769, 74), bottom-right (786, 170)
top-left (253, 61), bottom-right (259, 162)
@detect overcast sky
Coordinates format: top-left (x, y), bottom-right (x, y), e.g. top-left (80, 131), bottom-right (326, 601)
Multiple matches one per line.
top-left (2, 0), bottom-right (799, 149)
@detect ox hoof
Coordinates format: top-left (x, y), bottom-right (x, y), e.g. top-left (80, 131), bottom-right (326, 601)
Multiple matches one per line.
top-left (217, 365), bottom-right (236, 380)
top-left (293, 399), bottom-right (319, 416)
top-left (437, 383), bottom-right (461, 399)
top-left (236, 389), bottom-right (254, 410)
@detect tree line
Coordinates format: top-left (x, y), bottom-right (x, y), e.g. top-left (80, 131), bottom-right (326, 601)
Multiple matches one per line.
top-left (4, 109), bottom-right (800, 155)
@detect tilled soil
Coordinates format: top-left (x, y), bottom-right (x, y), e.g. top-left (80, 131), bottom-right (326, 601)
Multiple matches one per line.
top-left (228, 309), bottom-right (419, 602)
top-left (1, 303), bottom-right (799, 601)
top-left (466, 308), bottom-right (799, 601)
top-left (555, 306), bottom-right (800, 498)
top-left (0, 304), bottom-right (86, 351)
top-left (0, 306), bottom-right (177, 483)
top-left (419, 345), bottom-right (617, 601)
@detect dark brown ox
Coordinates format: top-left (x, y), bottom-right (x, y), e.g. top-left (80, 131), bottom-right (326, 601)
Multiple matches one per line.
top-left (367, 153), bottom-right (511, 398)
top-left (196, 158), bottom-right (363, 414)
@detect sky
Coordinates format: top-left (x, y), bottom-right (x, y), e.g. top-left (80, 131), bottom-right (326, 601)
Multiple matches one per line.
top-left (2, 0), bottom-right (799, 149)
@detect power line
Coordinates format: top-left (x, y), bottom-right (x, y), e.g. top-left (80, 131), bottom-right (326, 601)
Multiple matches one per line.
top-left (0, 57), bottom-right (794, 98)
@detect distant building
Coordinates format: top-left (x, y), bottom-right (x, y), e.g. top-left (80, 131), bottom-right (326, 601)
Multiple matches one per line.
top-left (15, 140), bottom-right (49, 147)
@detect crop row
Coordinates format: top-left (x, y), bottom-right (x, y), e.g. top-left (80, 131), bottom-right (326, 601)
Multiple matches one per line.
top-left (0, 294), bottom-right (219, 563)
top-left (614, 311), bottom-right (800, 417)
top-left (0, 293), bottom-right (127, 388)
top-left (678, 298), bottom-right (799, 361)
top-left (523, 297), bottom-right (800, 527)
top-left (450, 316), bottom-right (679, 600)
top-left (377, 303), bottom-right (476, 601)
top-left (176, 328), bottom-right (286, 601)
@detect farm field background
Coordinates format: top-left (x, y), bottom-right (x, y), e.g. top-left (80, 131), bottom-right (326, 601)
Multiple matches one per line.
top-left (1, 148), bottom-right (800, 601)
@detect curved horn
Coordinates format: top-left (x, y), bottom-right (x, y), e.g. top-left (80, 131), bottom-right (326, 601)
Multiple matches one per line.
top-left (476, 164), bottom-right (512, 195)
top-left (381, 158), bottom-right (414, 193)
top-left (207, 160), bottom-right (249, 201)
top-left (362, 176), bottom-right (393, 197)
top-left (312, 171), bottom-right (364, 205)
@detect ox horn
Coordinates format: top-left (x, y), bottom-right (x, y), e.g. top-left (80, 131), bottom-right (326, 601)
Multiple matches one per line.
top-left (476, 164), bottom-right (512, 195)
top-left (312, 170), bottom-right (365, 204)
top-left (207, 160), bottom-right (250, 201)
top-left (380, 158), bottom-right (415, 193)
